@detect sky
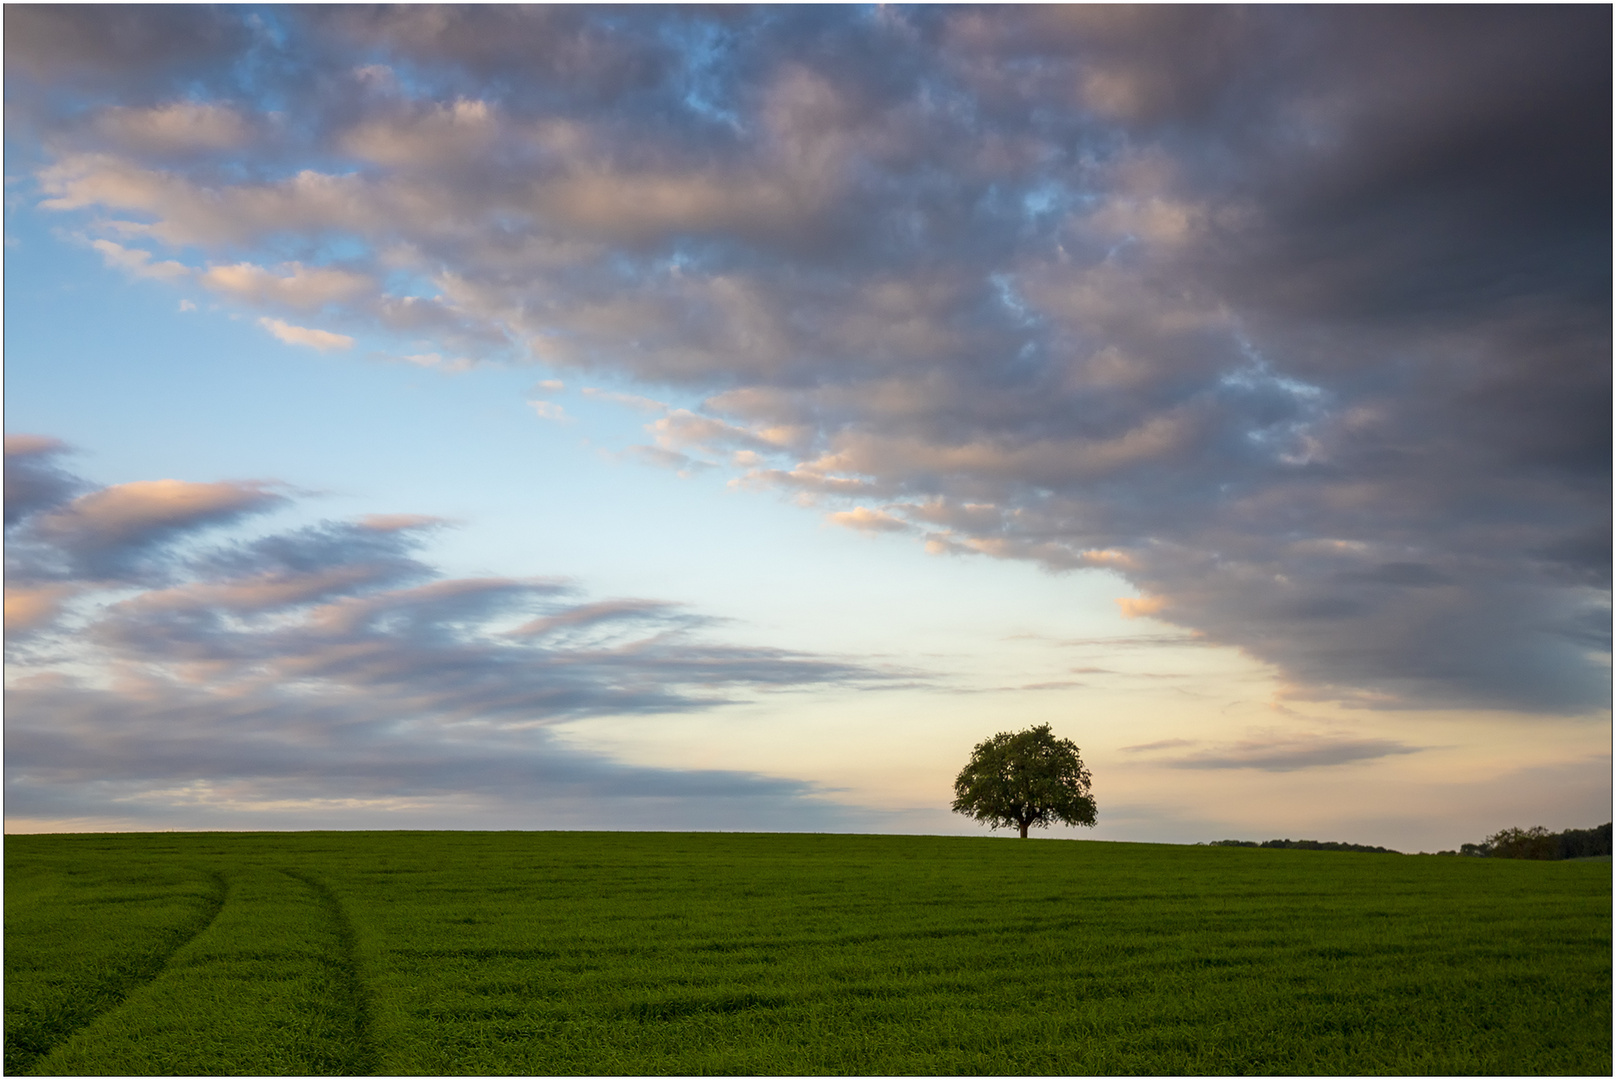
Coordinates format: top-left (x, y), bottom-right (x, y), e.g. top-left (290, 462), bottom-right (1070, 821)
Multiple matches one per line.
top-left (4, 5), bottom-right (1609, 851)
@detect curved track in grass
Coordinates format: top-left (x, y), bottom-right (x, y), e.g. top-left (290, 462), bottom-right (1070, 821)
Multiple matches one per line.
top-left (32, 868), bottom-right (376, 1076)
top-left (283, 869), bottom-right (377, 1076)
top-left (3, 868), bottom-right (227, 1075)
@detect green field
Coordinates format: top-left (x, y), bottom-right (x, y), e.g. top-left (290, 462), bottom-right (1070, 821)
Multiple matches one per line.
top-left (5, 832), bottom-right (1609, 1075)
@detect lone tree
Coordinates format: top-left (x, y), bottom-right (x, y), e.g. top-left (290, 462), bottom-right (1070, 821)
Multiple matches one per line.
top-left (952, 724), bottom-right (1096, 838)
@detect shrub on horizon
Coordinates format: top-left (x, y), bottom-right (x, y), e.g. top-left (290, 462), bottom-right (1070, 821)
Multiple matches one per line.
top-left (1488, 826), bottom-right (1559, 860)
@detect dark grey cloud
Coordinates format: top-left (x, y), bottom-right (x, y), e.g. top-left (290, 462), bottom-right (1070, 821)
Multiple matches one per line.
top-left (4, 447), bottom-right (899, 825)
top-left (9, 7), bottom-right (1609, 714)
top-left (3, 5), bottom-right (251, 89)
top-left (1121, 738), bottom-right (1196, 753)
top-left (1134, 734), bottom-right (1425, 773)
top-left (194, 517), bottom-right (440, 591)
top-left (3, 435), bottom-right (80, 526)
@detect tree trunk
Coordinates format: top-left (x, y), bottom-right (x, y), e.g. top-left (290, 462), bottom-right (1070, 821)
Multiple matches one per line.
top-left (1019, 820), bottom-right (1029, 839)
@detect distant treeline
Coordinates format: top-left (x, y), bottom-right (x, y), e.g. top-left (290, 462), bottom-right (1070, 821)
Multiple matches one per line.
top-left (1436, 823), bottom-right (1612, 860)
top-left (1204, 824), bottom-right (1614, 860)
top-left (1204, 839), bottom-right (1400, 854)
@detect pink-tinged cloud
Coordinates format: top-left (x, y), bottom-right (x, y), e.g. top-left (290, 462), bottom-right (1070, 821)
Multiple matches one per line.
top-left (5, 434), bottom-right (69, 458)
top-left (298, 576), bottom-right (566, 639)
top-left (340, 98), bottom-right (498, 167)
top-left (114, 565), bottom-right (398, 617)
top-left (4, 584), bottom-right (77, 635)
top-left (1116, 595), bottom-right (1168, 620)
top-left (582, 387), bottom-right (669, 412)
top-left (91, 238), bottom-right (190, 280)
top-left (393, 353), bottom-right (473, 371)
top-left (510, 599), bottom-right (687, 638)
top-left (42, 479), bottom-right (280, 544)
top-left (358, 514), bottom-right (448, 533)
top-left (257, 317), bottom-right (354, 351)
top-left (25, 478), bottom-right (285, 578)
top-left (826, 507), bottom-right (912, 535)
top-left (95, 101), bottom-right (250, 152)
top-left (649, 410), bottom-right (777, 454)
top-left (204, 261), bottom-right (371, 310)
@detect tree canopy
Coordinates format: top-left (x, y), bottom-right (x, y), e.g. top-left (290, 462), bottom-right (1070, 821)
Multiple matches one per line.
top-left (951, 724), bottom-right (1096, 838)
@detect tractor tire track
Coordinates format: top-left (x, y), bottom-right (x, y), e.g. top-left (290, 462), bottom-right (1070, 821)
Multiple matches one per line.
top-left (6, 869), bottom-right (228, 1075)
top-left (283, 869), bottom-right (378, 1076)
top-left (32, 868), bottom-right (376, 1076)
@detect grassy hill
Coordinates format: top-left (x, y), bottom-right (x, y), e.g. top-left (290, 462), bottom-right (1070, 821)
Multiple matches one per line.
top-left (6, 831), bottom-right (1610, 1075)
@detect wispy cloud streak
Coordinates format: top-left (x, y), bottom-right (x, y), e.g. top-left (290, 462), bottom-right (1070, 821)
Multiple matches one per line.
top-left (4, 439), bottom-right (897, 826)
top-left (1125, 734), bottom-right (1425, 773)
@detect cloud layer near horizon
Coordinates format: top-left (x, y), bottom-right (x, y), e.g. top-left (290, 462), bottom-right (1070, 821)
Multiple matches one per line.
top-left (4, 437), bottom-right (892, 828)
top-left (7, 6), bottom-right (1609, 714)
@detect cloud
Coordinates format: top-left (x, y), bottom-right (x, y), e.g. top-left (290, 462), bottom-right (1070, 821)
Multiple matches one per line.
top-left (358, 514), bottom-right (449, 533)
top-left (91, 238), bottom-right (189, 280)
top-left (12, 7), bottom-right (1609, 715)
top-left (5, 450), bottom-right (900, 828)
top-left (4, 435), bottom-right (81, 526)
top-left (1158, 734), bottom-right (1426, 772)
top-left (2, 691), bottom-right (877, 833)
top-left (203, 261), bottom-right (372, 310)
top-left (387, 352), bottom-right (473, 371)
top-left (257, 317), bottom-right (355, 352)
top-left (3, 671), bottom-right (877, 832)
top-left (6, 444), bottom-right (287, 584)
top-left (3, 583), bottom-right (78, 636)
top-left (1116, 595), bottom-right (1168, 620)
top-left (582, 387), bottom-right (669, 412)
top-left (625, 445), bottom-right (712, 475)
top-left (95, 101), bottom-right (249, 153)
top-left (826, 507), bottom-right (912, 535)
top-left (510, 598), bottom-right (697, 640)
top-left (340, 98), bottom-right (499, 168)
top-left (1121, 738), bottom-right (1197, 753)
top-left (528, 400), bottom-right (569, 422)
top-left (35, 479), bottom-right (281, 552)
top-left (3, 6), bottom-right (250, 90)
top-left (649, 409), bottom-right (779, 455)
top-left (37, 153), bottom-right (381, 249)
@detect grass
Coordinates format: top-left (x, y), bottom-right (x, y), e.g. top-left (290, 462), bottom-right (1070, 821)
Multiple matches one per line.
top-left (5, 831), bottom-right (1610, 1075)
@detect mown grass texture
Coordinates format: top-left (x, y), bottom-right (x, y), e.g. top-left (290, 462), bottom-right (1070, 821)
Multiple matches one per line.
top-left (5, 831), bottom-right (1609, 1075)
